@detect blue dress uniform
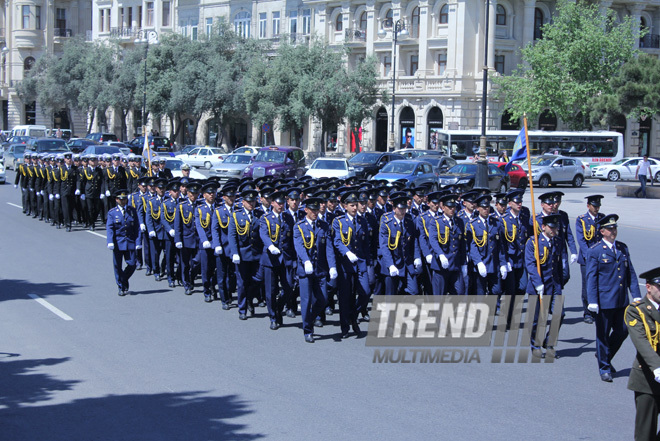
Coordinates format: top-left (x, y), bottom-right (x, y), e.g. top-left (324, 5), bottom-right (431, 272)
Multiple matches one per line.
top-left (136, 187), bottom-right (154, 274)
top-left (146, 182), bottom-right (168, 281)
top-left (281, 193), bottom-right (304, 316)
top-left (174, 184), bottom-right (201, 295)
top-left (332, 191), bottom-right (371, 338)
top-left (576, 195), bottom-right (605, 323)
top-left (586, 214), bottom-right (641, 380)
top-left (211, 189), bottom-right (236, 309)
top-left (428, 194), bottom-right (467, 295)
top-left (524, 214), bottom-right (563, 353)
top-left (106, 189), bottom-right (140, 295)
top-left (468, 195), bottom-right (507, 296)
top-left (196, 182), bottom-right (220, 302)
top-left (294, 198), bottom-right (337, 343)
top-left (228, 190), bottom-right (262, 319)
top-left (160, 181), bottom-right (181, 288)
top-left (415, 202), bottom-right (436, 297)
top-left (501, 190), bottom-right (529, 301)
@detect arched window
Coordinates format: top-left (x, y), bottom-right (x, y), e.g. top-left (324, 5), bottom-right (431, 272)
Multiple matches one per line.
top-left (496, 5), bottom-right (506, 26)
top-left (359, 11), bottom-right (367, 31)
top-left (24, 57), bottom-right (35, 72)
top-left (534, 8), bottom-right (543, 40)
top-left (411, 7), bottom-right (420, 38)
top-left (439, 5), bottom-right (449, 24)
top-left (234, 11), bottom-right (251, 38)
top-left (382, 9), bottom-right (393, 29)
top-left (336, 14), bottom-right (343, 32)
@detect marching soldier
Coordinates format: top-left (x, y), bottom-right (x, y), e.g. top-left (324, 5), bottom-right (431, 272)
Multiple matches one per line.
top-left (161, 180), bottom-right (181, 288)
top-left (14, 153), bottom-right (30, 214)
top-left (49, 155), bottom-right (63, 229)
top-left (428, 193), bottom-right (467, 295)
top-left (59, 152), bottom-right (78, 232)
top-left (174, 182), bottom-right (201, 295)
top-left (501, 190), bottom-right (529, 309)
top-left (196, 182), bottom-right (220, 302)
top-left (103, 153), bottom-right (128, 210)
top-left (106, 189), bottom-right (141, 296)
top-left (576, 195), bottom-right (605, 324)
top-left (79, 154), bottom-right (104, 231)
top-left (212, 186), bottom-right (237, 309)
top-left (146, 179), bottom-right (168, 283)
top-left (552, 192), bottom-right (578, 287)
top-left (281, 188), bottom-right (304, 318)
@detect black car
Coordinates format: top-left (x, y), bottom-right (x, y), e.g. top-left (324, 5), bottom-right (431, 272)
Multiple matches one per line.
top-left (86, 132), bottom-right (119, 143)
top-left (437, 162), bottom-right (510, 193)
top-left (127, 136), bottom-right (172, 155)
top-left (348, 152), bottom-right (405, 179)
top-left (67, 138), bottom-right (99, 153)
top-left (417, 154), bottom-right (457, 174)
top-left (26, 137), bottom-right (70, 154)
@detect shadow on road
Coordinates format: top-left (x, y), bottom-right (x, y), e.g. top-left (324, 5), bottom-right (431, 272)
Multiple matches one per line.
top-left (0, 278), bottom-right (83, 303)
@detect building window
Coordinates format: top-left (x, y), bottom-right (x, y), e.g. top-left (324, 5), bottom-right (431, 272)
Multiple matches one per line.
top-left (128, 7), bottom-right (133, 28)
top-left (438, 53), bottom-right (447, 75)
top-left (25, 102), bottom-right (36, 125)
top-left (259, 13), bottom-right (267, 38)
top-left (22, 6), bottom-right (30, 30)
top-left (359, 11), bottom-right (367, 31)
top-left (290, 11), bottom-right (297, 34)
top-left (411, 7), bottom-right (420, 38)
top-left (180, 20), bottom-right (187, 37)
top-left (302, 9), bottom-right (311, 34)
top-left (146, 2), bottom-right (154, 27)
top-left (119, 7), bottom-right (124, 27)
top-left (410, 55), bottom-right (419, 75)
top-left (162, 2), bottom-right (171, 27)
top-left (496, 5), bottom-right (506, 26)
top-left (191, 19), bottom-right (198, 40)
top-left (382, 9), bottom-right (393, 30)
top-left (206, 18), bottom-right (213, 35)
top-left (336, 14), bottom-right (342, 32)
top-left (36, 6), bottom-right (41, 30)
top-left (234, 12), bottom-right (251, 38)
top-left (106, 9), bottom-right (111, 32)
top-left (272, 11), bottom-right (280, 36)
top-left (24, 57), bottom-right (35, 72)
top-left (99, 9), bottom-right (105, 32)
top-left (495, 54), bottom-right (505, 74)
top-left (138, 6), bottom-right (143, 29)
top-left (534, 8), bottom-right (543, 40)
top-left (56, 8), bottom-right (66, 34)
top-left (383, 55), bottom-right (391, 76)
top-left (439, 5), bottom-right (449, 24)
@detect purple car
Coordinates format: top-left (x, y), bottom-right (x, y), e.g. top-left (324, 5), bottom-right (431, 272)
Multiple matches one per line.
top-left (243, 146), bottom-right (306, 179)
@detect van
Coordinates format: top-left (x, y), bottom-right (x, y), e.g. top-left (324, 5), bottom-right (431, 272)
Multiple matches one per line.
top-left (11, 125), bottom-right (48, 138)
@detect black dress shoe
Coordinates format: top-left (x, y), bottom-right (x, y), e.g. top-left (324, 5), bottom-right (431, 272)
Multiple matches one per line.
top-left (66, 226), bottom-right (71, 232)
top-left (270, 322), bottom-right (280, 330)
top-left (248, 306), bottom-right (255, 316)
top-left (91, 225), bottom-right (95, 231)
top-left (341, 332), bottom-right (350, 339)
top-left (325, 307), bottom-right (334, 316)
top-left (221, 303), bottom-right (230, 310)
top-left (118, 288), bottom-right (126, 296)
top-left (204, 294), bottom-right (212, 303)
top-left (584, 316), bottom-right (594, 324)
top-left (145, 270), bottom-right (153, 276)
top-left (56, 224), bottom-right (61, 229)
top-left (314, 319), bottom-right (324, 328)
top-left (239, 313), bottom-right (247, 320)
top-left (258, 301), bottom-right (267, 308)
top-left (168, 281), bottom-right (175, 288)
top-left (362, 313), bottom-right (370, 322)
top-left (600, 372), bottom-right (613, 382)
top-left (304, 334), bottom-right (314, 343)
top-left (286, 309), bottom-right (296, 318)
top-left (136, 264), bottom-right (143, 271)
top-left (351, 320), bottom-right (361, 335)
top-left (155, 275), bottom-right (161, 282)
top-left (185, 288), bottom-right (193, 295)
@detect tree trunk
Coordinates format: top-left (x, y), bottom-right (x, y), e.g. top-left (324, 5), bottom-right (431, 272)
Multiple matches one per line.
top-left (67, 108), bottom-right (75, 137)
top-left (86, 108), bottom-right (96, 135)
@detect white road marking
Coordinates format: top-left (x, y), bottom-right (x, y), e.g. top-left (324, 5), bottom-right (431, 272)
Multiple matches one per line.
top-left (87, 230), bottom-right (107, 239)
top-left (7, 202), bottom-right (22, 208)
top-left (28, 294), bottom-right (73, 321)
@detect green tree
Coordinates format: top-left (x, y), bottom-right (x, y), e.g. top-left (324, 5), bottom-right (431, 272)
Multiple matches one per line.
top-left (494, 0), bottom-right (640, 130)
top-left (108, 46), bottom-right (143, 140)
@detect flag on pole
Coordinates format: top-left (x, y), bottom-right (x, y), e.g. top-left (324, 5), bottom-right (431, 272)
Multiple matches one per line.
top-left (504, 126), bottom-right (528, 172)
top-left (143, 131), bottom-right (153, 176)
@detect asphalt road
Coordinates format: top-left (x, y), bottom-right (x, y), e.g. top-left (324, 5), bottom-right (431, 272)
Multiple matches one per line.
top-left (0, 172), bottom-right (658, 440)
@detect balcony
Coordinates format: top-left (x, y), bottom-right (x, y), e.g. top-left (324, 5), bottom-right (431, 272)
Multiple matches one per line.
top-left (54, 28), bottom-right (73, 38)
top-left (344, 28), bottom-right (366, 43)
top-left (289, 33), bottom-right (310, 45)
top-left (109, 27), bottom-right (140, 39)
top-left (640, 34), bottom-right (660, 49)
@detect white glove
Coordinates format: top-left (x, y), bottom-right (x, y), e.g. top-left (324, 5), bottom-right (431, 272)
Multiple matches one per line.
top-left (149, 231), bottom-right (156, 238)
top-left (462, 265), bottom-right (468, 279)
top-left (367, 265), bottom-right (376, 285)
top-left (14, 184), bottom-right (17, 188)
top-left (389, 265), bottom-right (399, 277)
top-left (268, 245), bottom-right (281, 255)
top-left (107, 243), bottom-right (114, 250)
top-left (49, 194), bottom-right (54, 201)
top-left (81, 194), bottom-right (85, 201)
top-left (588, 303), bottom-right (599, 314)
top-left (214, 246), bottom-right (223, 255)
top-left (100, 194), bottom-right (105, 199)
top-left (232, 254), bottom-right (241, 264)
top-left (202, 240), bottom-right (211, 249)
top-left (535, 284), bottom-right (544, 298)
top-left (136, 244), bottom-right (142, 250)
top-left (507, 262), bottom-right (512, 272)
top-left (75, 189), bottom-right (80, 196)
top-left (175, 242), bottom-right (183, 249)
top-left (654, 367), bottom-right (660, 384)
top-left (140, 224), bottom-right (146, 232)
top-left (346, 251), bottom-right (358, 263)
top-left (329, 267), bottom-right (338, 280)
top-left (477, 262), bottom-right (487, 278)
top-left (414, 258), bottom-right (422, 269)
top-left (304, 261), bottom-right (314, 275)
top-left (633, 297), bottom-right (642, 302)
top-left (169, 229), bottom-right (175, 237)
top-left (40, 191), bottom-right (44, 196)
top-left (426, 254), bottom-right (433, 265)
top-left (55, 194), bottom-right (60, 199)
top-left (439, 254), bottom-right (449, 269)
top-left (570, 254), bottom-right (578, 264)
top-left (105, 190), bottom-right (111, 197)
top-left (500, 265), bottom-right (508, 280)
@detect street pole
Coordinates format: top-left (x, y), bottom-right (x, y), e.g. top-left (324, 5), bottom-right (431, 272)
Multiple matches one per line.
top-left (380, 20), bottom-right (407, 152)
top-left (136, 30), bottom-right (158, 139)
top-left (474, 0), bottom-right (491, 189)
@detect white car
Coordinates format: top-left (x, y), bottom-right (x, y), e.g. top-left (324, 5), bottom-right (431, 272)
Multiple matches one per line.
top-left (591, 157), bottom-right (660, 182)
top-left (165, 158), bottom-right (206, 179)
top-left (233, 146), bottom-right (261, 155)
top-left (305, 157), bottom-right (355, 179)
top-left (209, 153), bottom-right (255, 183)
top-left (178, 147), bottom-right (226, 169)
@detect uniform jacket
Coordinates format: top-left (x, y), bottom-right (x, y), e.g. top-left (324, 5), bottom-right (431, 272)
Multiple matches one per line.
top-left (79, 166), bottom-right (103, 197)
top-left (103, 166), bottom-right (128, 195)
top-left (293, 218), bottom-right (336, 277)
top-left (259, 211), bottom-right (288, 267)
top-left (106, 205), bottom-right (140, 250)
top-left (174, 199), bottom-right (199, 248)
top-left (211, 204), bottom-right (232, 251)
top-left (160, 195), bottom-right (178, 237)
top-left (428, 214), bottom-right (466, 272)
top-left (195, 202), bottom-right (215, 246)
top-left (58, 165), bottom-right (77, 196)
top-left (501, 211), bottom-right (528, 269)
top-left (379, 214), bottom-right (421, 275)
top-left (468, 215), bottom-right (506, 272)
top-left (586, 239), bottom-right (640, 309)
top-left (146, 195), bottom-right (167, 240)
top-left (332, 213), bottom-right (371, 273)
top-left (524, 233), bottom-right (562, 295)
top-left (575, 212), bottom-right (605, 265)
top-left (228, 209), bottom-right (261, 262)
top-left (626, 296), bottom-right (660, 395)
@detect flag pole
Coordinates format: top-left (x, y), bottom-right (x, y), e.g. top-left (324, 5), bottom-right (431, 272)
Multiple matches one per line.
top-left (523, 115), bottom-right (542, 306)
top-left (144, 125), bottom-right (152, 177)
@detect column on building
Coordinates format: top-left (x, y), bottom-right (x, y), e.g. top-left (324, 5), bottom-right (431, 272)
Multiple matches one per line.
top-left (487, 0), bottom-right (496, 69)
top-left (418, 0), bottom-right (429, 76)
top-left (629, 3), bottom-right (644, 49)
top-left (521, 0), bottom-right (536, 48)
top-left (365, 0), bottom-right (375, 56)
top-left (446, 0), bottom-right (462, 77)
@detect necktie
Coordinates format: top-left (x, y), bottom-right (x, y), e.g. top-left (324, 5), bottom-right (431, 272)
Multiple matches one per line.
top-left (248, 212), bottom-right (252, 223)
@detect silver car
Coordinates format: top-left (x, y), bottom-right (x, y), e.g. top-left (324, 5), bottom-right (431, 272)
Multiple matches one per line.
top-left (209, 153), bottom-right (255, 184)
top-left (2, 144), bottom-right (27, 170)
top-left (520, 155), bottom-right (586, 188)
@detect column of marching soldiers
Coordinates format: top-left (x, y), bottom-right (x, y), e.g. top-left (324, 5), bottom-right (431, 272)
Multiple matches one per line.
top-left (14, 150), bottom-right (618, 351)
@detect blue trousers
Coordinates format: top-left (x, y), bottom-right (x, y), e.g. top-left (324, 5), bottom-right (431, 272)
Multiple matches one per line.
top-left (300, 274), bottom-right (327, 335)
top-left (337, 268), bottom-right (369, 334)
top-left (236, 260), bottom-right (259, 315)
top-left (180, 247), bottom-right (198, 290)
top-left (199, 248), bottom-right (216, 294)
top-left (263, 264), bottom-right (290, 322)
top-left (530, 289), bottom-right (564, 350)
top-left (149, 237), bottom-right (164, 274)
top-left (431, 268), bottom-right (464, 295)
top-left (475, 273), bottom-right (501, 296)
top-left (579, 264), bottom-right (594, 319)
top-left (112, 249), bottom-right (137, 291)
top-left (595, 307), bottom-right (628, 374)
top-left (385, 269), bottom-right (419, 296)
top-left (164, 238), bottom-right (180, 283)
top-left (215, 253), bottom-right (233, 304)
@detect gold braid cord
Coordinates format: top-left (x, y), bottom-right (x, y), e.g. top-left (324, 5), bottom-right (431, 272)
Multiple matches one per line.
top-left (502, 219), bottom-right (517, 243)
top-left (233, 212), bottom-right (249, 236)
top-left (198, 208), bottom-right (210, 229)
top-left (470, 224), bottom-right (487, 248)
top-left (150, 201), bottom-right (161, 220)
top-left (266, 217), bottom-right (280, 242)
top-left (107, 168), bottom-right (116, 179)
top-left (337, 219), bottom-right (352, 245)
top-left (385, 223), bottom-right (401, 250)
top-left (435, 220), bottom-right (449, 245)
top-left (164, 203), bottom-right (175, 223)
top-left (581, 218), bottom-right (594, 241)
top-left (180, 205), bottom-right (193, 225)
top-left (60, 168), bottom-right (68, 181)
top-left (634, 305), bottom-right (660, 351)
top-left (216, 209), bottom-right (229, 229)
top-left (297, 225), bottom-right (315, 249)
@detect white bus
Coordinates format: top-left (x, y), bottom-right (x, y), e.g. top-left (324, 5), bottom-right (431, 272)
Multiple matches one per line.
top-left (11, 125), bottom-right (48, 138)
top-left (433, 129), bottom-right (624, 170)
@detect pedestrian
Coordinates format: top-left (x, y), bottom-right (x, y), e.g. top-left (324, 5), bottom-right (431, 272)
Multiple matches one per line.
top-left (106, 189), bottom-right (141, 296)
top-left (586, 214), bottom-right (641, 382)
top-left (626, 266), bottom-right (660, 441)
top-left (635, 155), bottom-right (653, 198)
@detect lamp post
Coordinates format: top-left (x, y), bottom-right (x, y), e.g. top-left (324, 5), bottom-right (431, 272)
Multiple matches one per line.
top-left (134, 30), bottom-right (158, 138)
top-left (378, 19), bottom-right (408, 151)
top-left (474, 0), bottom-right (491, 189)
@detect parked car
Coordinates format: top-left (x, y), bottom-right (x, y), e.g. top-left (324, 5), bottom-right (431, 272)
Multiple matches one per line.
top-left (417, 154), bottom-right (457, 174)
top-left (519, 155), bottom-right (586, 188)
top-left (233, 146), bottom-right (261, 155)
top-left (491, 161), bottom-right (528, 189)
top-left (86, 132), bottom-right (118, 143)
top-left (2, 144), bottom-right (27, 169)
top-left (105, 142), bottom-right (132, 156)
top-left (209, 153), bottom-right (255, 183)
top-left (127, 136), bottom-right (173, 154)
top-left (81, 145), bottom-right (123, 156)
top-left (348, 152), bottom-right (405, 179)
top-left (26, 138), bottom-right (69, 154)
top-left (437, 163), bottom-right (510, 193)
top-left (178, 146), bottom-right (226, 169)
top-left (165, 158), bottom-right (206, 180)
top-left (243, 146), bottom-right (306, 179)
top-left (591, 157), bottom-right (660, 182)
top-left (67, 138), bottom-right (99, 153)
top-left (305, 157), bottom-right (355, 179)
top-left (1, 135), bottom-right (32, 152)
top-left (0, 161), bottom-right (5, 184)
top-left (370, 160), bottom-right (440, 189)
top-left (176, 145), bottom-right (204, 156)
top-left (392, 149), bottom-right (447, 160)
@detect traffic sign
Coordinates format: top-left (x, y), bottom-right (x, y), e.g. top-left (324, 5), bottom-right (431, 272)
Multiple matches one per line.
top-left (262, 123), bottom-right (270, 133)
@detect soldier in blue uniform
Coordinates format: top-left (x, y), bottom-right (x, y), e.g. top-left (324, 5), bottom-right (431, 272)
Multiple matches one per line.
top-left (332, 190), bottom-right (371, 338)
top-left (174, 182), bottom-right (201, 295)
top-left (196, 182), bottom-right (220, 303)
top-left (294, 197), bottom-right (337, 343)
top-left (552, 192), bottom-right (578, 287)
top-left (525, 214), bottom-right (563, 359)
top-left (357, 189), bottom-right (379, 318)
top-left (416, 190), bottom-right (441, 296)
top-left (468, 194), bottom-right (508, 295)
top-left (160, 180), bottom-right (180, 288)
top-left (281, 187), bottom-right (304, 318)
top-left (379, 195), bottom-right (422, 295)
top-left (374, 187), bottom-right (392, 221)
top-left (229, 189), bottom-right (262, 320)
top-left (576, 194), bottom-right (605, 324)
top-left (586, 214), bottom-right (641, 382)
top-left (211, 185), bottom-right (237, 310)
top-left (106, 189), bottom-right (141, 296)
top-left (493, 193), bottom-right (507, 220)
top-left (137, 178), bottom-right (155, 275)
top-left (428, 193), bottom-right (467, 295)
top-left (501, 190), bottom-right (529, 314)
top-left (146, 179), bottom-right (168, 282)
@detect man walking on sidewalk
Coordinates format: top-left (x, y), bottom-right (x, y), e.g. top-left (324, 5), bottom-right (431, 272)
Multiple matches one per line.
top-left (634, 155), bottom-right (653, 198)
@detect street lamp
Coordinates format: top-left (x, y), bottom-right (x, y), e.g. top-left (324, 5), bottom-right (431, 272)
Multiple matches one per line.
top-left (378, 18), bottom-right (408, 151)
top-left (474, 0), bottom-right (491, 189)
top-left (134, 30), bottom-right (158, 138)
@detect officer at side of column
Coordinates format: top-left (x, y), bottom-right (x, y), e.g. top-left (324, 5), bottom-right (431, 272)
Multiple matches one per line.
top-left (586, 214), bottom-right (641, 382)
top-left (59, 152), bottom-right (77, 232)
top-left (34, 154), bottom-right (46, 220)
top-left (428, 193), bottom-right (467, 295)
top-left (576, 194), bottom-right (605, 324)
top-left (468, 194), bottom-right (508, 296)
top-left (27, 153), bottom-right (38, 217)
top-left (128, 177), bottom-right (148, 268)
top-left (416, 190), bottom-right (442, 295)
top-left (50, 155), bottom-right (63, 229)
top-left (14, 153), bottom-right (30, 214)
top-left (160, 180), bottom-right (180, 288)
top-left (357, 189), bottom-right (379, 319)
top-left (137, 178), bottom-right (154, 276)
top-left (626, 267), bottom-right (660, 441)
top-left (104, 153), bottom-right (128, 210)
top-left (501, 190), bottom-right (529, 310)
top-left (98, 153), bottom-right (111, 223)
top-left (551, 192), bottom-right (578, 287)
top-left (106, 189), bottom-right (141, 296)
top-left (229, 189), bottom-right (262, 320)
top-left (146, 179), bottom-right (168, 282)
top-left (73, 154), bottom-right (86, 226)
top-left (174, 182), bottom-right (201, 295)
top-left (294, 197), bottom-right (337, 343)
top-left (281, 187), bottom-right (304, 318)
top-left (211, 185), bottom-right (237, 309)
top-left (196, 182), bottom-right (220, 303)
